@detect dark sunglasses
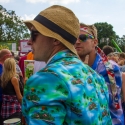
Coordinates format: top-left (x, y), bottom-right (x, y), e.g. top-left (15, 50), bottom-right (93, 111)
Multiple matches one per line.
top-left (31, 30), bottom-right (40, 41)
top-left (78, 34), bottom-right (94, 42)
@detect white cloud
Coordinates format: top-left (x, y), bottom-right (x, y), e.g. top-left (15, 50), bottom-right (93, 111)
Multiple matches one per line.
top-left (78, 13), bottom-right (110, 24)
top-left (0, 0), bottom-right (12, 3)
top-left (25, 0), bottom-right (80, 5)
top-left (20, 14), bottom-right (36, 20)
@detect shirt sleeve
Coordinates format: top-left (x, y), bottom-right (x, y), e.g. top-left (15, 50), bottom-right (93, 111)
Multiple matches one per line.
top-left (22, 72), bottom-right (69, 125)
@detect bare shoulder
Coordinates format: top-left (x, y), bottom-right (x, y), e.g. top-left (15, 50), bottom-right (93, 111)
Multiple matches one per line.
top-left (11, 77), bottom-right (18, 83)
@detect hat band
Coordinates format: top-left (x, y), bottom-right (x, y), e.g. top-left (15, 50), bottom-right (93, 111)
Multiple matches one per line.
top-left (34, 15), bottom-right (77, 44)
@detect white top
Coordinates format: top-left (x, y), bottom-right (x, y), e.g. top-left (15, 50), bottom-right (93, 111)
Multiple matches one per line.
top-left (34, 61), bottom-right (46, 73)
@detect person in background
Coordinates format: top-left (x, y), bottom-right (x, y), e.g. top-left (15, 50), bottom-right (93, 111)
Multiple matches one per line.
top-left (15, 55), bottom-right (20, 62)
top-left (112, 52), bottom-right (120, 63)
top-left (118, 52), bottom-right (125, 65)
top-left (102, 46), bottom-right (119, 63)
top-left (0, 49), bottom-right (12, 75)
top-left (1, 58), bottom-right (22, 122)
top-left (102, 46), bottom-right (125, 120)
top-left (22, 5), bottom-right (111, 125)
top-left (19, 50), bottom-right (46, 80)
top-left (75, 23), bottom-right (124, 124)
top-left (0, 49), bottom-right (12, 124)
top-left (118, 52), bottom-right (125, 120)
top-left (19, 51), bottom-right (33, 78)
top-left (11, 51), bottom-right (23, 77)
top-left (107, 52), bottom-right (114, 60)
top-left (102, 46), bottom-right (115, 61)
top-left (102, 45), bottom-right (114, 56)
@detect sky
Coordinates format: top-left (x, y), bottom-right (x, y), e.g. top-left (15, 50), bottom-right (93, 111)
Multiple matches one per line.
top-left (0, 0), bottom-right (125, 37)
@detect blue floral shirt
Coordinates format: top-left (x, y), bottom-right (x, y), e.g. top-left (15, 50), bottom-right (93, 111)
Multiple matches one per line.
top-left (92, 53), bottom-right (124, 125)
top-left (22, 50), bottom-right (112, 125)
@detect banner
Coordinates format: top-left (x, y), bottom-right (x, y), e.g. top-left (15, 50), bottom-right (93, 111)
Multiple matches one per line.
top-left (19, 40), bottom-right (32, 53)
top-left (0, 42), bottom-right (16, 51)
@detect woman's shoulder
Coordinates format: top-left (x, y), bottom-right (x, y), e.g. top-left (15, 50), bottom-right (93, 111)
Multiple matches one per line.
top-left (11, 76), bottom-right (18, 83)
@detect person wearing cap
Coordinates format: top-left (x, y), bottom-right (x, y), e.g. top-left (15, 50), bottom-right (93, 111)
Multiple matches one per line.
top-left (22, 5), bottom-right (112, 125)
top-left (75, 23), bottom-right (124, 125)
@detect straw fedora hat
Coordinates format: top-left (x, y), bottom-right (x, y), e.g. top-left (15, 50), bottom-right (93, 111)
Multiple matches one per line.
top-left (24, 5), bottom-right (80, 56)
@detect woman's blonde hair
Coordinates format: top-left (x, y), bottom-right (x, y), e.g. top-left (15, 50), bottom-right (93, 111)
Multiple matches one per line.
top-left (1, 58), bottom-right (17, 88)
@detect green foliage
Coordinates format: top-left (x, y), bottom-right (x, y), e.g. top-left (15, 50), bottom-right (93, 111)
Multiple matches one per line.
top-left (26, 68), bottom-right (33, 79)
top-left (116, 35), bottom-right (125, 52)
top-left (94, 22), bottom-right (125, 52)
top-left (0, 5), bottom-right (30, 43)
top-left (1, 5), bottom-right (125, 52)
top-left (94, 22), bottom-right (117, 48)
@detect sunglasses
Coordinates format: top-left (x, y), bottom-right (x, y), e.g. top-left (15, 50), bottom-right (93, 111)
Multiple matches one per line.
top-left (78, 34), bottom-right (94, 42)
top-left (31, 30), bottom-right (40, 41)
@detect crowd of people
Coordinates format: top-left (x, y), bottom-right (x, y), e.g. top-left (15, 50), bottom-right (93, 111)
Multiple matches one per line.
top-left (0, 4), bottom-right (125, 125)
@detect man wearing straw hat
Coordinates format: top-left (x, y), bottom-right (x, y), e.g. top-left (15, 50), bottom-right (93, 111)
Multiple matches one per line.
top-left (75, 23), bottom-right (124, 124)
top-left (22, 5), bottom-right (112, 124)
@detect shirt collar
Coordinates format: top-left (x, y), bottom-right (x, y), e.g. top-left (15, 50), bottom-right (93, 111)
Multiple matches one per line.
top-left (91, 53), bottom-right (100, 70)
top-left (46, 49), bottom-right (69, 64)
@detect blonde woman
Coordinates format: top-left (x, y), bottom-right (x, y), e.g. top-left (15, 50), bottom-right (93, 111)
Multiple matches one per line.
top-left (1, 58), bottom-right (22, 120)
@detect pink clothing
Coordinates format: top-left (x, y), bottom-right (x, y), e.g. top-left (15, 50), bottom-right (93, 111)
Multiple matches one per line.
top-left (19, 55), bottom-right (27, 77)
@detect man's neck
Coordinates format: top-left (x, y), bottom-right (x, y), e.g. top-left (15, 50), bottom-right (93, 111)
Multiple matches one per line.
top-left (88, 52), bottom-right (96, 67)
top-left (80, 50), bottom-right (96, 67)
top-left (46, 45), bottom-right (67, 63)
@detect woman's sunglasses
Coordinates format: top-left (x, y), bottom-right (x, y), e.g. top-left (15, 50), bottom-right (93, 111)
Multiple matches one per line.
top-left (78, 34), bottom-right (94, 42)
top-left (31, 30), bottom-right (40, 41)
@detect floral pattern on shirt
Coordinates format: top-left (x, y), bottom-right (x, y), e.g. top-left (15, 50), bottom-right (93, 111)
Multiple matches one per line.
top-left (92, 53), bottom-right (124, 125)
top-left (22, 50), bottom-right (112, 125)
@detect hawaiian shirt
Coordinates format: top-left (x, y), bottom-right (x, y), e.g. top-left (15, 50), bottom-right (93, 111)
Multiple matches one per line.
top-left (22, 50), bottom-right (112, 125)
top-left (92, 53), bottom-right (124, 125)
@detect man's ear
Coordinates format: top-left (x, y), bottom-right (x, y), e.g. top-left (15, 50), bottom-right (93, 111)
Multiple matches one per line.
top-left (53, 39), bottom-right (61, 46)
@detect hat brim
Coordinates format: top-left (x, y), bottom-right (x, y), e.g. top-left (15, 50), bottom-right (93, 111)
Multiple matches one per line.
top-left (24, 20), bottom-right (79, 56)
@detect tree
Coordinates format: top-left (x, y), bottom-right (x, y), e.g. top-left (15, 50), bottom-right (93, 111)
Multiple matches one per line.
top-left (116, 35), bottom-right (125, 52)
top-left (94, 22), bottom-right (117, 49)
top-left (0, 5), bottom-right (30, 43)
